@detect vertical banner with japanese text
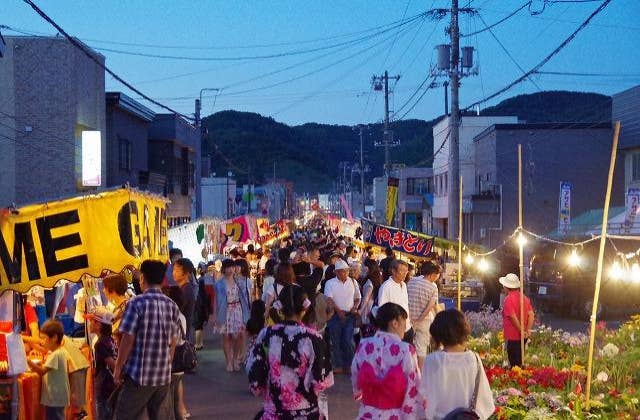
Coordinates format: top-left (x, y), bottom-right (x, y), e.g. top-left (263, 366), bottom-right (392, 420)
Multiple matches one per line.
top-left (385, 177), bottom-right (399, 226)
top-left (558, 182), bottom-right (571, 236)
top-left (624, 188), bottom-right (640, 233)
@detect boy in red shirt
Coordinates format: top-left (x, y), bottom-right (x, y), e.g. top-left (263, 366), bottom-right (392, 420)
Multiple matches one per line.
top-left (499, 273), bottom-right (534, 368)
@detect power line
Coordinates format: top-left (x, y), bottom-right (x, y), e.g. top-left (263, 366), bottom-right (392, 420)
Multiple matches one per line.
top-left (464, 0), bottom-right (612, 111)
top-left (19, 0), bottom-right (194, 121)
top-left (536, 70), bottom-right (640, 77)
top-left (72, 13), bottom-right (428, 62)
top-left (394, 76), bottom-right (438, 121)
top-left (462, 1), bottom-right (531, 37)
top-left (1, 12), bottom-right (429, 51)
top-left (477, 14), bottom-right (544, 92)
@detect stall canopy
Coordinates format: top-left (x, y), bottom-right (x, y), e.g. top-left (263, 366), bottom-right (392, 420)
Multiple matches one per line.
top-left (0, 189), bottom-right (168, 293)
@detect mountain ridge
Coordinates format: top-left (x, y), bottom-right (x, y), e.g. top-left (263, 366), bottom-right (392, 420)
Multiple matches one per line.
top-left (202, 90), bottom-right (611, 192)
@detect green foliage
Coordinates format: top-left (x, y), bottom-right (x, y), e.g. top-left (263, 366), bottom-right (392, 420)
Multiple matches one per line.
top-left (202, 91), bottom-right (610, 192)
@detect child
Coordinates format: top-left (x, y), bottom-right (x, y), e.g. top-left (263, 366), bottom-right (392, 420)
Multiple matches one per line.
top-left (246, 300), bottom-right (266, 344)
top-left (86, 306), bottom-right (116, 420)
top-left (27, 319), bottom-right (70, 420)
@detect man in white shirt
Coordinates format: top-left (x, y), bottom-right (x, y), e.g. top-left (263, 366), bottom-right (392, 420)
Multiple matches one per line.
top-left (407, 262), bottom-right (441, 368)
top-left (323, 259), bottom-right (361, 374)
top-left (377, 259), bottom-right (414, 344)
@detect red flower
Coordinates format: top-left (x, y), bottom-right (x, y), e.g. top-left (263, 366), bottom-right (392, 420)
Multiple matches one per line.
top-left (403, 405), bottom-right (414, 414)
top-left (409, 387), bottom-right (418, 398)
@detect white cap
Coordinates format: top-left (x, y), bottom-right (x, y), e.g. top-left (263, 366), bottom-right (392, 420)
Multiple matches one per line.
top-left (499, 273), bottom-right (521, 289)
top-left (334, 259), bottom-right (349, 271)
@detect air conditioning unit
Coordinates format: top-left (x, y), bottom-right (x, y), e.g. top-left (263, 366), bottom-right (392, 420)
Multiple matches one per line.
top-left (480, 228), bottom-right (487, 238)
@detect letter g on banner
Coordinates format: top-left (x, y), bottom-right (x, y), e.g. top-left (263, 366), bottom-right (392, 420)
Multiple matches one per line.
top-left (118, 201), bottom-right (142, 257)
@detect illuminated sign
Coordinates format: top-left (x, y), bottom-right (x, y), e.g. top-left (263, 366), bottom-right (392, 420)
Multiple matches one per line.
top-left (81, 130), bottom-right (101, 186)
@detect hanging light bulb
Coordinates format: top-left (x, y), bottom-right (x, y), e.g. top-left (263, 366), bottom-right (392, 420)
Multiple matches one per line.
top-left (478, 258), bottom-right (489, 272)
top-left (465, 253), bottom-right (475, 265)
top-left (568, 249), bottom-right (581, 267)
top-left (516, 232), bottom-right (527, 247)
top-left (631, 263), bottom-right (640, 283)
top-left (609, 261), bottom-right (624, 281)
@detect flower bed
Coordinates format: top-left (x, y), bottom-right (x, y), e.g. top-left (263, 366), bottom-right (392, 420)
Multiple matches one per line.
top-left (465, 311), bottom-right (640, 419)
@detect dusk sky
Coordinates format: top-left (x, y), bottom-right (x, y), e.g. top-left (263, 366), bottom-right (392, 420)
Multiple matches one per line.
top-left (4, 0), bottom-right (640, 125)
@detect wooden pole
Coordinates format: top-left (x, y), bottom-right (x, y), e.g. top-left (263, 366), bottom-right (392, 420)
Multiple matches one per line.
top-left (457, 176), bottom-right (463, 311)
top-left (518, 144), bottom-right (525, 367)
top-left (585, 121), bottom-right (620, 407)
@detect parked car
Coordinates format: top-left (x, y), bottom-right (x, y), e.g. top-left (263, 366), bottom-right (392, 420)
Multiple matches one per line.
top-left (527, 242), bottom-right (640, 319)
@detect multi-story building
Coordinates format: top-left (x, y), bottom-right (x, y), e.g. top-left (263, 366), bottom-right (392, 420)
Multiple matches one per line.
top-left (613, 85), bottom-right (640, 194)
top-left (390, 167), bottom-right (434, 233)
top-left (105, 92), bottom-right (157, 190)
top-left (431, 115), bottom-right (519, 238)
top-left (201, 176), bottom-right (237, 219)
top-left (471, 123), bottom-right (622, 249)
top-left (148, 114), bottom-right (201, 226)
top-left (0, 36), bottom-right (106, 206)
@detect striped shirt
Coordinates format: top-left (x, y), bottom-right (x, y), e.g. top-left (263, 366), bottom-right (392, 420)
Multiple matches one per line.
top-left (119, 288), bottom-right (180, 386)
top-left (407, 276), bottom-right (438, 328)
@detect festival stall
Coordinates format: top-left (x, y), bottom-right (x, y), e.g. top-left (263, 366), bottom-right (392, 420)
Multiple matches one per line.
top-left (0, 188), bottom-right (168, 419)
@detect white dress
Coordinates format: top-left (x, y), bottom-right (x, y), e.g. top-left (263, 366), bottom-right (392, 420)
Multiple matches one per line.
top-left (419, 351), bottom-right (495, 420)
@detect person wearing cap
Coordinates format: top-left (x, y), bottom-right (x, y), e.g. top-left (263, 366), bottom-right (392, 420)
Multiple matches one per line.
top-left (499, 273), bottom-right (535, 368)
top-left (87, 306), bottom-right (116, 420)
top-left (323, 259), bottom-right (362, 374)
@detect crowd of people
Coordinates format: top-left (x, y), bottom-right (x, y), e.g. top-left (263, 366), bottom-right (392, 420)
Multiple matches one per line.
top-left (24, 217), bottom-right (536, 420)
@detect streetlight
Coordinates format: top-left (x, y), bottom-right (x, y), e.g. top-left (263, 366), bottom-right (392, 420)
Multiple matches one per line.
top-left (464, 253), bottom-right (474, 265)
top-left (568, 249), bottom-right (581, 267)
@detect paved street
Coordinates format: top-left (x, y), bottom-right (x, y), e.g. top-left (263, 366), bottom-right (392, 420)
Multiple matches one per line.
top-left (183, 332), bottom-right (359, 419)
top-left (182, 312), bottom-right (631, 418)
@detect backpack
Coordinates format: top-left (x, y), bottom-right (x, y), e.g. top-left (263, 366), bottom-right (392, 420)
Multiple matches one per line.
top-left (442, 353), bottom-right (482, 420)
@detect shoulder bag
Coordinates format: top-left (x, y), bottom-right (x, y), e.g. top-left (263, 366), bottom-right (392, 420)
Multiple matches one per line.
top-left (442, 352), bottom-right (482, 420)
top-left (172, 320), bottom-right (198, 373)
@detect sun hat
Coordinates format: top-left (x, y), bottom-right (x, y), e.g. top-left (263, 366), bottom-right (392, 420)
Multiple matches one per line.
top-left (499, 273), bottom-right (521, 289)
top-left (334, 259), bottom-right (349, 271)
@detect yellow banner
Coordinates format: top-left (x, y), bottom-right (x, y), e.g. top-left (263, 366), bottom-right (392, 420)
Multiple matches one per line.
top-left (385, 177), bottom-right (399, 225)
top-left (0, 189), bottom-right (168, 293)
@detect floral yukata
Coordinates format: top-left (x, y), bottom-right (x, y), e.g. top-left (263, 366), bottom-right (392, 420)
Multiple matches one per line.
top-left (246, 321), bottom-right (334, 420)
top-left (351, 331), bottom-right (424, 420)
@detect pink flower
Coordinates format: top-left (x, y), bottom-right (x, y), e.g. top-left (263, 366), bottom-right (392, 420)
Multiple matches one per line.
top-left (403, 405), bottom-right (414, 414)
top-left (365, 342), bottom-right (374, 354)
top-left (496, 395), bottom-right (509, 405)
top-left (390, 344), bottom-right (400, 357)
top-left (409, 387), bottom-right (418, 398)
top-left (376, 357), bottom-right (382, 365)
top-left (507, 388), bottom-right (522, 396)
top-left (390, 416), bottom-right (399, 420)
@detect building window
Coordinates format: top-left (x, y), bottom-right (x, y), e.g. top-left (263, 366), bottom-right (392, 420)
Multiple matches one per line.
top-left (118, 137), bottom-right (131, 171)
top-left (633, 153), bottom-right (640, 181)
top-left (407, 178), bottom-right (430, 195)
top-left (444, 172), bottom-right (448, 194)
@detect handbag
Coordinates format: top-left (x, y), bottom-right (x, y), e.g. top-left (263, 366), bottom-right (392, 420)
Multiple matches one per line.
top-left (442, 352), bottom-right (482, 420)
top-left (172, 322), bottom-right (198, 373)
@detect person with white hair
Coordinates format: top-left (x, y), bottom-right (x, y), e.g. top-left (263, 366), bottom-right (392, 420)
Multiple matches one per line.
top-left (323, 259), bottom-right (361, 374)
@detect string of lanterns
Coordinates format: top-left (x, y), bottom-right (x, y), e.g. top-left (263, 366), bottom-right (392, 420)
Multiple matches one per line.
top-left (459, 226), bottom-right (640, 282)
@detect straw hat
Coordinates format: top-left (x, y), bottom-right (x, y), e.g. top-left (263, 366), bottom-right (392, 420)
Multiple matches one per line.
top-left (499, 273), bottom-right (521, 289)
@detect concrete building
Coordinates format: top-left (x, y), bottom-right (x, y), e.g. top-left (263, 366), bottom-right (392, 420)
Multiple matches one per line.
top-left (105, 92), bottom-right (157, 190)
top-left (431, 115), bottom-right (519, 238)
top-left (612, 85), bottom-right (640, 194)
top-left (470, 123), bottom-right (622, 249)
top-left (390, 167), bottom-right (434, 233)
top-left (0, 36), bottom-right (106, 206)
top-left (201, 176), bottom-right (236, 219)
top-left (148, 114), bottom-right (201, 226)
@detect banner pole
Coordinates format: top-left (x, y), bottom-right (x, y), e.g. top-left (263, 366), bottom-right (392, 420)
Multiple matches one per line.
top-left (457, 176), bottom-right (463, 311)
top-left (585, 121), bottom-right (620, 408)
top-left (518, 144), bottom-right (525, 367)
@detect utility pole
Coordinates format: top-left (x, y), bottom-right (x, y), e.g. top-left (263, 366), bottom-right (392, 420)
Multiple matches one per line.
top-left (448, 0), bottom-right (461, 241)
top-left (372, 72), bottom-right (401, 176)
top-left (359, 126), bottom-right (365, 217)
